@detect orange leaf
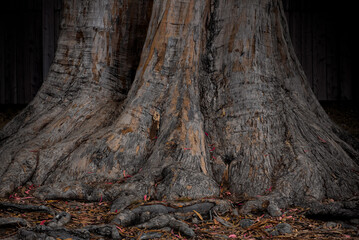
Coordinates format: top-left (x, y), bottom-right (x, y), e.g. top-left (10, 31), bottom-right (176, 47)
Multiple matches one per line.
top-left (193, 210), bottom-right (203, 221)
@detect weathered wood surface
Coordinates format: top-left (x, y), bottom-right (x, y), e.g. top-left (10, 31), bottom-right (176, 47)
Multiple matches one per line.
top-left (0, 0), bottom-right (358, 222)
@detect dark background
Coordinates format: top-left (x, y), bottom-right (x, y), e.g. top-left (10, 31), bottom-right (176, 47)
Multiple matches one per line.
top-left (0, 0), bottom-right (62, 105)
top-left (0, 0), bottom-right (357, 105)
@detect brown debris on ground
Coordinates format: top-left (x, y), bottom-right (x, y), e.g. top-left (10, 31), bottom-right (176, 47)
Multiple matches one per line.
top-left (0, 186), bottom-right (358, 240)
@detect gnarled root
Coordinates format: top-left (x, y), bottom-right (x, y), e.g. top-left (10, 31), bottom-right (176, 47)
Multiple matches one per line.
top-left (112, 199), bottom-right (232, 237)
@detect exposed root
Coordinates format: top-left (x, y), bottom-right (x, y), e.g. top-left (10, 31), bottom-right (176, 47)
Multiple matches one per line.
top-left (111, 198), bottom-right (232, 238)
top-left (239, 192), bottom-right (359, 222)
top-left (82, 224), bottom-right (121, 239)
top-left (239, 194), bottom-right (286, 217)
top-left (0, 217), bottom-right (29, 228)
top-left (0, 202), bottom-right (56, 216)
top-left (17, 226), bottom-right (91, 240)
top-left (136, 214), bottom-right (195, 238)
top-left (48, 212), bottom-right (71, 228)
top-left (304, 199), bottom-right (359, 219)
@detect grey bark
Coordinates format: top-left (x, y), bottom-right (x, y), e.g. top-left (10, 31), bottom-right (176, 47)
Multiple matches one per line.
top-left (0, 0), bottom-right (358, 221)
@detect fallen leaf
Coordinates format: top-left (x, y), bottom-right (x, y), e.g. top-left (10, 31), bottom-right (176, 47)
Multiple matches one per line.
top-left (193, 210), bottom-right (204, 221)
top-left (116, 226), bottom-right (124, 232)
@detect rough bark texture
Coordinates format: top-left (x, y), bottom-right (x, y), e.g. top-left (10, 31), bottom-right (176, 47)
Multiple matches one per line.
top-left (0, 0), bottom-right (358, 220)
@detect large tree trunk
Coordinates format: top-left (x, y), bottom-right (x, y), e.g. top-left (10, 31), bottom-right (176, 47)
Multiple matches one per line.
top-left (1, 0), bottom-right (358, 219)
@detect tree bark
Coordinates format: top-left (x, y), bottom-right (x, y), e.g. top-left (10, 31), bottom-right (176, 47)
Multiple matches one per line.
top-left (0, 0), bottom-right (358, 218)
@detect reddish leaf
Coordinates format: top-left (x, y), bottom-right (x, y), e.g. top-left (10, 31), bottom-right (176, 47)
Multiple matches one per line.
top-left (116, 226), bottom-right (124, 232)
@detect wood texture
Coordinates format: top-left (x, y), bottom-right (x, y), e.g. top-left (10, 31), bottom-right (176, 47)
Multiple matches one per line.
top-left (0, 0), bottom-right (358, 219)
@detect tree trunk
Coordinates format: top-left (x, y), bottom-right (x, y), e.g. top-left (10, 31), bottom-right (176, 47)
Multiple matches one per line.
top-left (1, 0), bottom-right (358, 218)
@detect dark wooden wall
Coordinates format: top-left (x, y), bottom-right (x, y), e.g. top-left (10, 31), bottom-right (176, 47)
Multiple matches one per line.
top-left (0, 0), bottom-right (357, 104)
top-left (0, 0), bottom-right (62, 104)
top-left (283, 0), bottom-right (356, 101)
top-left (42, 0), bottom-right (63, 86)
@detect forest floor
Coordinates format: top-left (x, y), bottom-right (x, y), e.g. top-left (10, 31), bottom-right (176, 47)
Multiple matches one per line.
top-left (0, 101), bottom-right (358, 240)
top-left (0, 192), bottom-right (358, 239)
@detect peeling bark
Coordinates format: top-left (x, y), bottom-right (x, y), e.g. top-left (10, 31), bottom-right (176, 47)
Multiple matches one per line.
top-left (0, 0), bottom-right (358, 223)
